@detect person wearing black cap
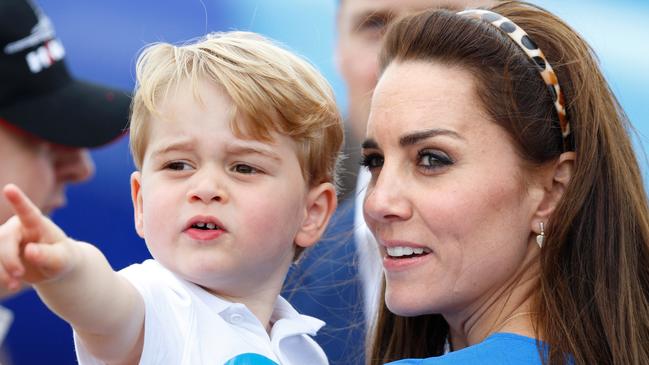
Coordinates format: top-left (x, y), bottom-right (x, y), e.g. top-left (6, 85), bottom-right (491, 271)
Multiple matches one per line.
top-left (0, 1), bottom-right (128, 360)
top-left (0, 0), bottom-right (130, 285)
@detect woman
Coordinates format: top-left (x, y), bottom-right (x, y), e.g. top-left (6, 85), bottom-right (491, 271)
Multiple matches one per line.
top-left (361, 1), bottom-right (649, 364)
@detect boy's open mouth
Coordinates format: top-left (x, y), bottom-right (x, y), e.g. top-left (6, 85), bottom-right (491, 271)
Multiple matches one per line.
top-left (191, 222), bottom-right (222, 230)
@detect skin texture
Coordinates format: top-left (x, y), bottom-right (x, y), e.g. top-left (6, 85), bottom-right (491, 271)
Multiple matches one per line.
top-left (0, 78), bottom-right (337, 364)
top-left (362, 61), bottom-right (574, 349)
top-left (0, 124), bottom-right (94, 222)
top-left (335, 0), bottom-right (497, 143)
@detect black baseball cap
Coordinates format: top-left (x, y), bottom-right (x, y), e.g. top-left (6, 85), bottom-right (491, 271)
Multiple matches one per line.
top-left (0, 0), bottom-right (130, 148)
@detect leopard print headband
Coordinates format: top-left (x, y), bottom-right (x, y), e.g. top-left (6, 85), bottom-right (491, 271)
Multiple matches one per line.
top-left (458, 9), bottom-right (571, 140)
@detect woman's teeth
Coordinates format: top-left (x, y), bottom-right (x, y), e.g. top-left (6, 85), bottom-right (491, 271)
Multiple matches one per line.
top-left (386, 246), bottom-right (431, 257)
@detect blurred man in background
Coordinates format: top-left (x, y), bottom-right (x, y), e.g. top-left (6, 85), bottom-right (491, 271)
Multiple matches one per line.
top-left (0, 0), bottom-right (129, 360)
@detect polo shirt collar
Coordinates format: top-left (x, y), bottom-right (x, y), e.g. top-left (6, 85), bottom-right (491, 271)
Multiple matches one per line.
top-left (184, 280), bottom-right (324, 338)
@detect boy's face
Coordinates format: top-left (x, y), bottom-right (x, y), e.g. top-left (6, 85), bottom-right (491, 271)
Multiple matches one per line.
top-left (130, 79), bottom-right (326, 299)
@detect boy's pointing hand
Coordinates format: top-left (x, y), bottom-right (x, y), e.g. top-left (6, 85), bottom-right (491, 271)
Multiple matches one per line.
top-left (0, 184), bottom-right (78, 290)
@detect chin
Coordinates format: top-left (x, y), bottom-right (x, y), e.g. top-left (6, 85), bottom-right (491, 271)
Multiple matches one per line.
top-left (384, 285), bottom-right (432, 317)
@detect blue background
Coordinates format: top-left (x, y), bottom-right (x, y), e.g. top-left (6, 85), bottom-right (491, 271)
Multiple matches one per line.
top-left (2, 0), bottom-right (647, 364)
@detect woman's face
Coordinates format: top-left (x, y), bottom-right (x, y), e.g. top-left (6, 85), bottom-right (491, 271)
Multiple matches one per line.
top-left (362, 61), bottom-right (543, 319)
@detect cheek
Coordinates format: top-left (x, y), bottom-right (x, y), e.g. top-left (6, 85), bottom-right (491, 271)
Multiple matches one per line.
top-left (426, 178), bottom-right (532, 284)
top-left (140, 184), bottom-right (176, 237)
top-left (245, 195), bottom-right (301, 233)
top-left (5, 155), bottom-right (56, 210)
top-left (349, 56), bottom-right (378, 95)
top-left (425, 173), bottom-right (527, 240)
top-left (240, 187), bottom-right (305, 251)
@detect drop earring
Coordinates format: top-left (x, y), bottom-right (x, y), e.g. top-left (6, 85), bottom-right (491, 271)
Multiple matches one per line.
top-left (536, 222), bottom-right (545, 248)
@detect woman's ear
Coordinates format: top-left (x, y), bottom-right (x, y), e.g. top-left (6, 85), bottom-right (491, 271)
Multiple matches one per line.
top-left (532, 152), bottom-right (575, 231)
top-left (295, 182), bottom-right (338, 249)
top-left (130, 171), bottom-right (145, 239)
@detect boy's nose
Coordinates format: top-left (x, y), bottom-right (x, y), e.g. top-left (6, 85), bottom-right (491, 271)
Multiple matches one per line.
top-left (187, 171), bottom-right (228, 204)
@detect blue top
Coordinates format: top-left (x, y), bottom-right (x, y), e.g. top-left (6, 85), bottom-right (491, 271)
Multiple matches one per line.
top-left (387, 333), bottom-right (544, 365)
top-left (223, 353), bottom-right (279, 365)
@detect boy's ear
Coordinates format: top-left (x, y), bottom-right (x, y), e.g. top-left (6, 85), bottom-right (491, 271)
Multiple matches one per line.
top-left (295, 182), bottom-right (337, 249)
top-left (130, 171), bottom-right (145, 239)
top-left (531, 152), bottom-right (575, 232)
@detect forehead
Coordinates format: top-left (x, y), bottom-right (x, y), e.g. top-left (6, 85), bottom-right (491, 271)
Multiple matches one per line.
top-left (145, 80), bottom-right (282, 151)
top-left (368, 61), bottom-right (486, 138)
top-left (148, 79), bottom-right (253, 138)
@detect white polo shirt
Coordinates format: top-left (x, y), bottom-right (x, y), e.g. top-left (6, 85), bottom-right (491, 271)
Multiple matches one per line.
top-left (74, 260), bottom-right (328, 365)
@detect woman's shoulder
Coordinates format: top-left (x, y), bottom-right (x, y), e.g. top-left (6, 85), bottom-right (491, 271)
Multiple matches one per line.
top-left (387, 333), bottom-right (543, 365)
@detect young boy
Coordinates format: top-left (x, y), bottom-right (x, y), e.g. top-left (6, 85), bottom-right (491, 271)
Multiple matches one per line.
top-left (0, 31), bottom-right (343, 364)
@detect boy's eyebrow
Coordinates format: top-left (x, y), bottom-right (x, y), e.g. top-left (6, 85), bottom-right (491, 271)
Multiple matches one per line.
top-left (225, 141), bottom-right (282, 161)
top-left (148, 139), bottom-right (283, 161)
top-left (149, 140), bottom-right (195, 156)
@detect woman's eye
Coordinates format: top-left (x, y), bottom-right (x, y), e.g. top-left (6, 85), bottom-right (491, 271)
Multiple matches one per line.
top-left (360, 153), bottom-right (384, 170)
top-left (232, 164), bottom-right (259, 174)
top-left (165, 161), bottom-right (192, 171)
top-left (417, 150), bottom-right (453, 169)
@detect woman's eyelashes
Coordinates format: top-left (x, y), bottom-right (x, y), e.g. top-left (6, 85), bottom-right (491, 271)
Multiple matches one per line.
top-left (360, 152), bottom-right (384, 170)
top-left (360, 149), bottom-right (454, 172)
top-left (417, 149), bottom-right (453, 170)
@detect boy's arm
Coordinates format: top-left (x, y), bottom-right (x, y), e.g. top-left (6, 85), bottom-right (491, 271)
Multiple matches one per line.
top-left (0, 184), bottom-right (144, 365)
top-left (36, 242), bottom-right (144, 364)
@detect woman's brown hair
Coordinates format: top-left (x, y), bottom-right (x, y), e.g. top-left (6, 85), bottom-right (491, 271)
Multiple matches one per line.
top-left (368, 1), bottom-right (649, 364)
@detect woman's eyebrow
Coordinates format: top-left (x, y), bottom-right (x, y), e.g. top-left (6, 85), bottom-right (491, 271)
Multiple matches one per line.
top-left (399, 128), bottom-right (463, 147)
top-left (361, 138), bottom-right (379, 149)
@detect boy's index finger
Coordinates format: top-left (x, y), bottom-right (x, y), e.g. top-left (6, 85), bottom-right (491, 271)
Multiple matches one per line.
top-left (2, 184), bottom-right (45, 233)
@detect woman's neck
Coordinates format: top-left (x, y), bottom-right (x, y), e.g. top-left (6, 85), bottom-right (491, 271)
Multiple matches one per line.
top-left (445, 248), bottom-right (541, 350)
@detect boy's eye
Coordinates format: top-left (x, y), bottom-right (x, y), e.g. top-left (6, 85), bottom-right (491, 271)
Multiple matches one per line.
top-left (165, 161), bottom-right (193, 171)
top-left (360, 153), bottom-right (384, 170)
top-left (232, 164), bottom-right (260, 174)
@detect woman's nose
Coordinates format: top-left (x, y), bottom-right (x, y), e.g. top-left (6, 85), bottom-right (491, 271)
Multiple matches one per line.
top-left (363, 166), bottom-right (412, 224)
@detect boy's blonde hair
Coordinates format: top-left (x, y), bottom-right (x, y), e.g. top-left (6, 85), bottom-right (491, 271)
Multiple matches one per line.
top-left (129, 31), bottom-right (343, 189)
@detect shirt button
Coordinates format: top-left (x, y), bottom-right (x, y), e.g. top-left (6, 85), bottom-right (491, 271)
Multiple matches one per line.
top-left (229, 313), bottom-right (244, 324)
